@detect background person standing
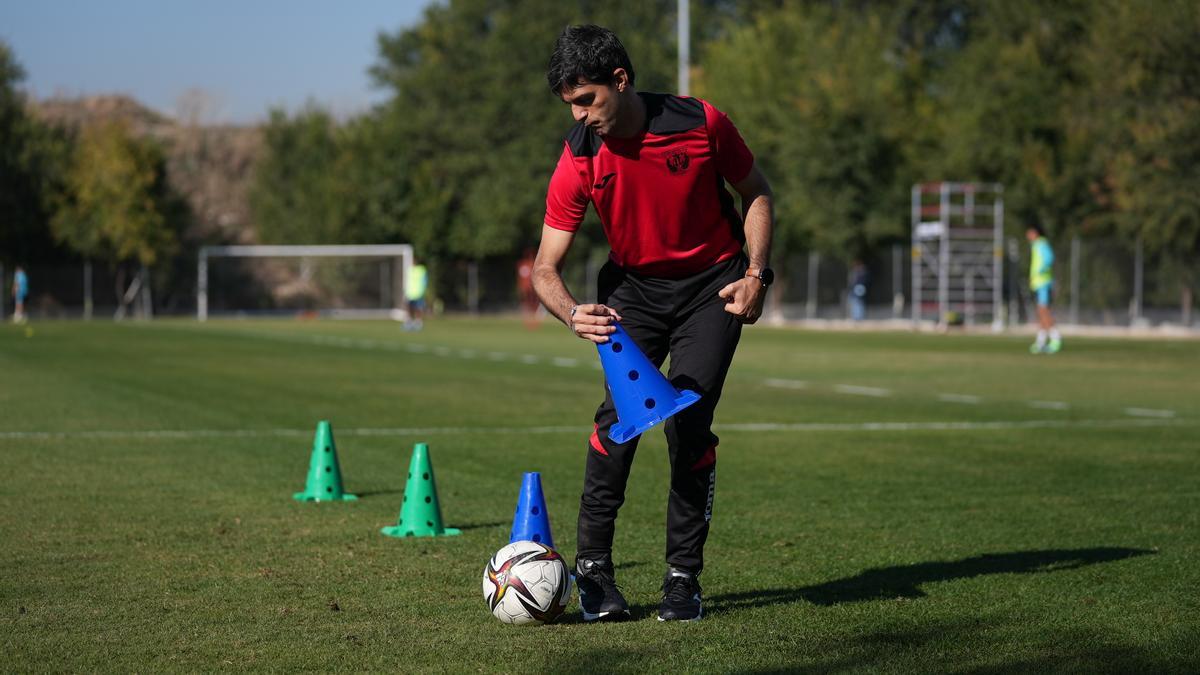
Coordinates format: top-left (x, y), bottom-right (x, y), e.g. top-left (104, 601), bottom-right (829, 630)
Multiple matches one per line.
top-left (1027, 224), bottom-right (1061, 353)
top-left (12, 265), bottom-right (29, 324)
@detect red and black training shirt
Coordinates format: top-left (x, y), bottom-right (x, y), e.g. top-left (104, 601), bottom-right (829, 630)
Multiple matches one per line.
top-left (543, 93), bottom-right (755, 279)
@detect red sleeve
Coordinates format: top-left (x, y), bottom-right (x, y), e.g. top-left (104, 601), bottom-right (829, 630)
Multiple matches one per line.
top-left (705, 102), bottom-right (755, 184)
top-left (543, 145), bottom-right (589, 232)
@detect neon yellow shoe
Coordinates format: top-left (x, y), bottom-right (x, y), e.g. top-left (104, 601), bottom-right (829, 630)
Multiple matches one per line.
top-left (1029, 341), bottom-right (1044, 354)
top-left (1045, 338), bottom-right (1062, 354)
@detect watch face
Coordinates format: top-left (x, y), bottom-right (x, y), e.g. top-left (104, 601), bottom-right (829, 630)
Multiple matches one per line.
top-left (760, 268), bottom-right (775, 286)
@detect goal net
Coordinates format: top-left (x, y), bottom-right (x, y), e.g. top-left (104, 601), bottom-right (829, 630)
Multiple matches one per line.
top-left (197, 245), bottom-right (414, 320)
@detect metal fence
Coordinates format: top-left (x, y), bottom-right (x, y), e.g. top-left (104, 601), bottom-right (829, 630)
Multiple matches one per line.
top-left (3, 237), bottom-right (1195, 330)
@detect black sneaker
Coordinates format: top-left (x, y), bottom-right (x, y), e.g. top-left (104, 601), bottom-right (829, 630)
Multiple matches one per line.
top-left (575, 558), bottom-right (630, 622)
top-left (657, 567), bottom-right (702, 622)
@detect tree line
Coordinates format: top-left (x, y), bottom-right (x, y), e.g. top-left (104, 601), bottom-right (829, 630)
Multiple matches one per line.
top-left (3, 0), bottom-right (1197, 309)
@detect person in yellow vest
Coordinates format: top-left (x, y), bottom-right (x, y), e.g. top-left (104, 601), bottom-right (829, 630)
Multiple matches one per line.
top-left (405, 259), bottom-right (428, 331)
top-left (1026, 224), bottom-right (1061, 354)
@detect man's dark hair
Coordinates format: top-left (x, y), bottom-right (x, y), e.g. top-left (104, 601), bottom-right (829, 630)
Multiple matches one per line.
top-left (547, 25), bottom-right (635, 96)
top-left (1027, 220), bottom-right (1046, 237)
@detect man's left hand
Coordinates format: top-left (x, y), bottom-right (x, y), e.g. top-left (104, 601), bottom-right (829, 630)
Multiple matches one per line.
top-left (718, 277), bottom-right (767, 324)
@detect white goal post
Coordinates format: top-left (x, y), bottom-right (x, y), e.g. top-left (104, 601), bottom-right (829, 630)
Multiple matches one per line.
top-left (197, 244), bottom-right (414, 321)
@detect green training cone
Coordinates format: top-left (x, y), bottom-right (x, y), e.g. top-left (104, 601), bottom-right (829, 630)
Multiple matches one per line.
top-left (381, 442), bottom-right (461, 538)
top-left (293, 420), bottom-right (358, 502)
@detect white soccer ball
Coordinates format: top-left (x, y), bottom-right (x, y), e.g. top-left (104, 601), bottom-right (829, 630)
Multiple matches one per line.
top-left (482, 540), bottom-right (572, 625)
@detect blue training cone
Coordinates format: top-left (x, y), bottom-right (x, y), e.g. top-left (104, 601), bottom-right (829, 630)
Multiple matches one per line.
top-left (597, 322), bottom-right (701, 444)
top-left (509, 472), bottom-right (555, 548)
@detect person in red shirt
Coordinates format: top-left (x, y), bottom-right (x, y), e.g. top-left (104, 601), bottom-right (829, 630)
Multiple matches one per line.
top-left (533, 25), bottom-right (775, 623)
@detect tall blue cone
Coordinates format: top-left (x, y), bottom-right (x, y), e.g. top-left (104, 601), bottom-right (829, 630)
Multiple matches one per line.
top-left (509, 472), bottom-right (555, 548)
top-left (596, 322), bottom-right (701, 444)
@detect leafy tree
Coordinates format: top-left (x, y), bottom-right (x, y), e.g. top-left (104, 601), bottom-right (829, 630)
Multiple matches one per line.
top-left (700, 2), bottom-right (917, 260)
top-left (919, 0), bottom-right (1094, 237)
top-left (1071, 0), bottom-right (1200, 254)
top-left (51, 119), bottom-right (179, 269)
top-left (0, 41), bottom-right (71, 264)
top-left (249, 107), bottom-right (345, 244)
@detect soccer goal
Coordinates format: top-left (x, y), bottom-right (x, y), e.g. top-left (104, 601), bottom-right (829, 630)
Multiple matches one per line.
top-left (197, 244), bottom-right (414, 321)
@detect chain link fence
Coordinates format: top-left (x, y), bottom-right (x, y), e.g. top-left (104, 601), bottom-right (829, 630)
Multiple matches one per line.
top-left (3, 238), bottom-right (1195, 330)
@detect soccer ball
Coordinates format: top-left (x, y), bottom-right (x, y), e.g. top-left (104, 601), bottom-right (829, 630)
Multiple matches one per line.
top-left (482, 540), bottom-right (572, 625)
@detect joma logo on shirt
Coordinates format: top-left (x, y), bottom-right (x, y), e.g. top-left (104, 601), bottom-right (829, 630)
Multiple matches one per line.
top-left (593, 172), bottom-right (617, 189)
top-left (666, 150), bottom-right (690, 174)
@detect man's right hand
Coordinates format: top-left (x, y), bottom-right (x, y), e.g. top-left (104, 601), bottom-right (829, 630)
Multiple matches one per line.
top-left (570, 303), bottom-right (623, 343)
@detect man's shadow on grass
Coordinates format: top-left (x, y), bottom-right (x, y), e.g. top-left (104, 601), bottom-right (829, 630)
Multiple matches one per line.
top-left (710, 547), bottom-right (1155, 611)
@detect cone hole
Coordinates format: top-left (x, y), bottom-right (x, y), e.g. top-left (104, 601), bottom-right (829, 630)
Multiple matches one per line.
top-left (325, 446), bottom-right (331, 452)
top-left (612, 342), bottom-right (623, 353)
top-left (531, 506), bottom-right (540, 515)
top-left (628, 370), bottom-right (639, 381)
top-left (426, 521), bottom-right (433, 527)
top-left (645, 398), bottom-right (656, 409)
top-left (532, 534), bottom-right (541, 543)
top-left (408, 472), bottom-right (412, 479)
top-left (398, 518), bottom-right (403, 524)
top-left (404, 495), bottom-right (408, 502)
top-left (424, 496), bottom-right (431, 503)
top-left (325, 466), bottom-right (331, 472)
top-left (422, 472), bottom-right (429, 480)
top-left (406, 531), bottom-right (415, 536)
top-left (326, 486), bottom-right (333, 493)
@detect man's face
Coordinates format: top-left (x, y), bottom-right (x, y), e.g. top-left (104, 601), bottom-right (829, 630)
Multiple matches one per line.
top-left (560, 80), bottom-right (621, 136)
top-left (1026, 228), bottom-right (1038, 241)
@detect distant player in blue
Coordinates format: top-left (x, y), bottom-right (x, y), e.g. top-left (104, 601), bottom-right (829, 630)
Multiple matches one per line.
top-left (12, 265), bottom-right (29, 324)
top-left (1026, 224), bottom-right (1061, 354)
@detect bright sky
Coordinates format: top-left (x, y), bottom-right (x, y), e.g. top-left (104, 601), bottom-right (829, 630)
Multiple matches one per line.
top-left (0, 0), bottom-right (433, 124)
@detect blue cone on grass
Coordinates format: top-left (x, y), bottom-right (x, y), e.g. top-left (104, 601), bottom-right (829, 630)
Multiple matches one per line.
top-left (596, 322), bottom-right (701, 444)
top-left (509, 472), bottom-right (555, 548)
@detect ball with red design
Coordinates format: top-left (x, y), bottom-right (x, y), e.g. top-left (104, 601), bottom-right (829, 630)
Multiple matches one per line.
top-left (482, 540), bottom-right (572, 625)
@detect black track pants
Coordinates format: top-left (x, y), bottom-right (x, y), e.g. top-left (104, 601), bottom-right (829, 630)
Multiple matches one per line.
top-left (576, 254), bottom-right (746, 574)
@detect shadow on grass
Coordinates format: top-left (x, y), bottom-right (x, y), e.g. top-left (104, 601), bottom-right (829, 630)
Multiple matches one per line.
top-left (710, 547), bottom-right (1155, 610)
top-left (352, 489), bottom-right (404, 499)
top-left (450, 520), bottom-right (507, 532)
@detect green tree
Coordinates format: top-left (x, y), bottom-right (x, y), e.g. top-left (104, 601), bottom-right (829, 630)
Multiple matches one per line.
top-left (51, 119), bottom-right (179, 271)
top-left (920, 0), bottom-right (1094, 236)
top-left (1071, 0), bottom-right (1200, 253)
top-left (0, 41), bottom-right (71, 264)
top-left (249, 107), bottom-right (345, 244)
top-left (700, 2), bottom-right (917, 260)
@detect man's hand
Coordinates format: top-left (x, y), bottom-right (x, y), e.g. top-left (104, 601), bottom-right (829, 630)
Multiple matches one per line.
top-left (570, 303), bottom-right (623, 343)
top-left (718, 277), bottom-right (766, 324)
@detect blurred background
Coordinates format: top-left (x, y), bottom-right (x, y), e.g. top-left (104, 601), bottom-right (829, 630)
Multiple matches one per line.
top-left (1, 0), bottom-right (1196, 330)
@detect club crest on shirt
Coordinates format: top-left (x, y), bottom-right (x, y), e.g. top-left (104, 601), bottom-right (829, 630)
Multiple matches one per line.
top-left (666, 150), bottom-right (690, 174)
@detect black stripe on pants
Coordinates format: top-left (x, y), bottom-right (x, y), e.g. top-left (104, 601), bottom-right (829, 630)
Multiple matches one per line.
top-left (576, 254), bottom-right (746, 574)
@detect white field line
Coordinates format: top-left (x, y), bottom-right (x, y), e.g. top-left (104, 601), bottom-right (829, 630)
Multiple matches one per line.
top-left (1124, 407), bottom-right (1176, 419)
top-left (2, 418), bottom-right (1187, 442)
top-left (765, 378), bottom-right (808, 390)
top-left (1029, 400), bottom-right (1070, 411)
top-left (152, 326), bottom-right (1177, 423)
top-left (834, 384), bottom-right (892, 397)
top-left (938, 393), bottom-right (982, 404)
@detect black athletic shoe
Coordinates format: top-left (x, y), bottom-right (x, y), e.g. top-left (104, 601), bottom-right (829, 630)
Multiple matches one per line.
top-left (575, 558), bottom-right (631, 622)
top-left (657, 567), bottom-right (703, 622)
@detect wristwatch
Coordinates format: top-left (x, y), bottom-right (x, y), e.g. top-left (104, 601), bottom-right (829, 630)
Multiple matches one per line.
top-left (746, 267), bottom-right (774, 288)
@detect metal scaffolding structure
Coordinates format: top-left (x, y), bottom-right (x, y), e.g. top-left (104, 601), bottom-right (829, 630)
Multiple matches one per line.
top-left (911, 182), bottom-right (1004, 329)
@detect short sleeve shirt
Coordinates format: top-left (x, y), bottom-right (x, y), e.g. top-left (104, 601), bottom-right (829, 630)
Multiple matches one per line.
top-left (544, 93), bottom-right (754, 278)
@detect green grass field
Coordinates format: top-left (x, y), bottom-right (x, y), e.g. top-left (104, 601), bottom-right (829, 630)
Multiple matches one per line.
top-left (3, 317), bottom-right (1198, 672)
